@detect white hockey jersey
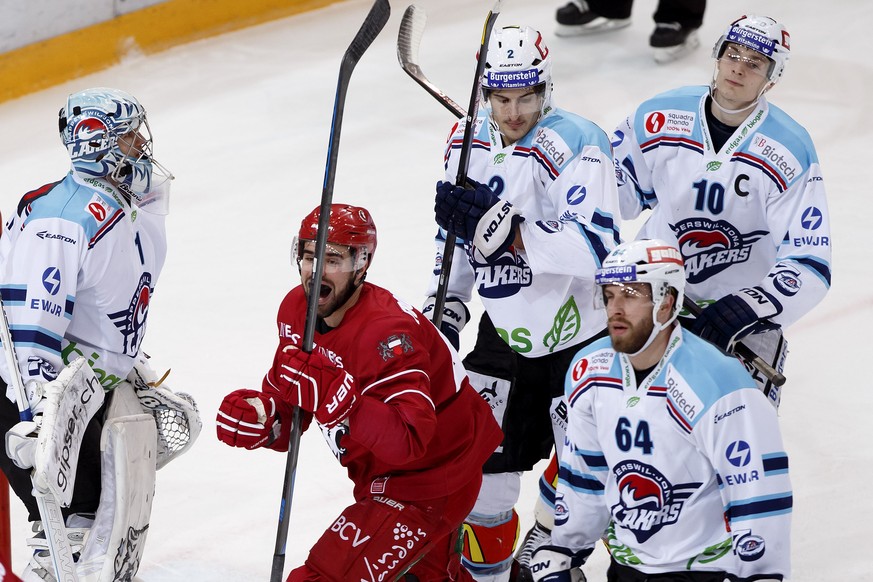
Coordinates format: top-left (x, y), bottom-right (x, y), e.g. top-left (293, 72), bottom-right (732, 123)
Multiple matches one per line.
top-left (427, 109), bottom-right (621, 357)
top-left (613, 85), bottom-right (831, 327)
top-left (554, 326), bottom-right (792, 579)
top-left (0, 171), bottom-right (167, 403)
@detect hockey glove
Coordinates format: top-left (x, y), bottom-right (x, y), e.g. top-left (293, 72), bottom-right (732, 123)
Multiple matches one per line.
top-left (216, 389), bottom-right (286, 450)
top-left (422, 296), bottom-right (470, 351)
top-left (530, 546), bottom-right (591, 582)
top-left (690, 287), bottom-right (781, 351)
top-left (435, 179), bottom-right (501, 241)
top-left (472, 198), bottom-right (524, 260)
top-left (268, 346), bottom-right (357, 428)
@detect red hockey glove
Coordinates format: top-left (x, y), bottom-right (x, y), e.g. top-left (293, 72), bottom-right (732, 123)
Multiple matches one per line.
top-left (216, 389), bottom-right (285, 450)
top-left (267, 346), bottom-right (357, 427)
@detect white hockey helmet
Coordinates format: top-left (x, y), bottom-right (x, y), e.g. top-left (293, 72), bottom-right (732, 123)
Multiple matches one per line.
top-left (59, 88), bottom-right (173, 209)
top-left (596, 239), bottom-right (686, 354)
top-left (481, 25), bottom-right (553, 116)
top-left (712, 15), bottom-right (791, 84)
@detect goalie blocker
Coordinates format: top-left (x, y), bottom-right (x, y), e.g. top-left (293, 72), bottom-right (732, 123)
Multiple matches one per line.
top-left (2, 356), bottom-right (201, 581)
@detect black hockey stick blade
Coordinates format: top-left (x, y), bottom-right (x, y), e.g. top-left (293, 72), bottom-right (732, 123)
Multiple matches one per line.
top-left (682, 297), bottom-right (787, 388)
top-left (398, 5), bottom-right (466, 119)
top-left (271, 2), bottom-right (390, 581)
top-left (432, 0), bottom-right (502, 328)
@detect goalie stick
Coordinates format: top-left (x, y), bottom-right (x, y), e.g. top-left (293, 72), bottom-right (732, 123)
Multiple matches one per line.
top-left (423, 0), bottom-right (503, 328)
top-left (270, 1), bottom-right (390, 580)
top-left (0, 296), bottom-right (79, 581)
top-left (397, 8), bottom-right (787, 390)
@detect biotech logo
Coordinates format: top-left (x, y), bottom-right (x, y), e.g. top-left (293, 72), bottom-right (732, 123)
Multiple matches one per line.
top-left (671, 218), bottom-right (767, 284)
top-left (611, 460), bottom-right (699, 543)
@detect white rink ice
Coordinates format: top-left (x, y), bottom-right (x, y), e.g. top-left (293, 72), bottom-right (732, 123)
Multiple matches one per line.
top-left (1, 0), bottom-right (870, 580)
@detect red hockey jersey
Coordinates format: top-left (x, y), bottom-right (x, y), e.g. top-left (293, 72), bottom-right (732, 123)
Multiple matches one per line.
top-left (265, 283), bottom-right (502, 502)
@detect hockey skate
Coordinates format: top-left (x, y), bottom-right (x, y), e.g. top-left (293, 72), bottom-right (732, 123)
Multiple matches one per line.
top-left (21, 516), bottom-right (91, 582)
top-left (555, 1), bottom-right (630, 37)
top-left (650, 22), bottom-right (700, 63)
top-left (512, 521), bottom-right (559, 582)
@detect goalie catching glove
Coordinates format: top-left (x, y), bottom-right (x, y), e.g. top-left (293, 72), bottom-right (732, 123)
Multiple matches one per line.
top-left (434, 179), bottom-right (523, 260)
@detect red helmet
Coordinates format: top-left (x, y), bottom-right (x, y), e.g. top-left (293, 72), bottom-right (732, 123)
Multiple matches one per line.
top-left (297, 204), bottom-right (377, 266)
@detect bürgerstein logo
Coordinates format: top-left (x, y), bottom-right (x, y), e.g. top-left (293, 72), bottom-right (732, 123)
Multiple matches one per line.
top-left (611, 460), bottom-right (698, 543)
top-left (108, 273), bottom-right (152, 356)
top-left (671, 218), bottom-right (767, 284)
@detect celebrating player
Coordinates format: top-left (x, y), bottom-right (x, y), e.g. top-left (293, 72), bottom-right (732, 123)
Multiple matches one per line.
top-left (530, 238), bottom-right (792, 581)
top-left (217, 204), bottom-right (502, 581)
top-left (0, 88), bottom-right (200, 581)
top-left (426, 25), bottom-right (620, 582)
top-left (611, 15), bottom-right (832, 406)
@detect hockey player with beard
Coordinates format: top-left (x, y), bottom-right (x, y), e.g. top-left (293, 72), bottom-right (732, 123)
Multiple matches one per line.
top-left (216, 204), bottom-right (502, 581)
top-left (528, 239), bottom-right (792, 582)
top-left (611, 15), bottom-right (832, 407)
top-left (0, 88), bottom-right (201, 581)
top-left (427, 25), bottom-right (620, 582)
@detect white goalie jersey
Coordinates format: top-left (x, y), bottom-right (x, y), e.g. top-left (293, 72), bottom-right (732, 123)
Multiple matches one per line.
top-left (427, 108), bottom-right (621, 357)
top-left (613, 85), bottom-right (831, 327)
top-left (554, 327), bottom-right (792, 580)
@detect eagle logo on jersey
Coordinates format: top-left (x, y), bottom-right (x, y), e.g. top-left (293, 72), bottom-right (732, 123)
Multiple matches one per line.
top-left (671, 218), bottom-right (767, 284)
top-left (612, 460), bottom-right (699, 543)
top-left (378, 334), bottom-right (413, 361)
top-left (108, 273), bottom-right (152, 356)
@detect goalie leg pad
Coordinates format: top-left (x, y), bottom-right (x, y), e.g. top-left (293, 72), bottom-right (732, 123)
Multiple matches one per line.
top-left (76, 382), bottom-right (156, 582)
top-left (34, 357), bottom-right (106, 506)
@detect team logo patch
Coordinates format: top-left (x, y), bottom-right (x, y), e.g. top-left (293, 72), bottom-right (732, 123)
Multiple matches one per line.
top-left (611, 460), bottom-right (698, 543)
top-left (378, 334), bottom-right (413, 361)
top-left (733, 529), bottom-right (766, 562)
top-left (108, 273), bottom-right (152, 356)
top-left (671, 218), bottom-right (767, 284)
top-left (769, 263), bottom-right (802, 297)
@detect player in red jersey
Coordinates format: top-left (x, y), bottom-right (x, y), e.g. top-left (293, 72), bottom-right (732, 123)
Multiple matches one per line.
top-left (217, 203), bottom-right (502, 581)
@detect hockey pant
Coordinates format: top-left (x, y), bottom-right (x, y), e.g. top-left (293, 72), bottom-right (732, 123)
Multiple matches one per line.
top-left (289, 475), bottom-right (481, 582)
top-left (583, 0), bottom-right (705, 29)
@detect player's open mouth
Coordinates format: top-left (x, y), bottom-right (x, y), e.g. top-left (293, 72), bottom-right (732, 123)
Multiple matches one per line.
top-left (319, 284), bottom-right (332, 299)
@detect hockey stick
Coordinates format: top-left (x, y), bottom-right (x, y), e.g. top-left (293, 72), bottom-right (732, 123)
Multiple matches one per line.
top-left (0, 296), bottom-right (80, 581)
top-left (682, 297), bottom-right (786, 389)
top-left (269, 1), bottom-right (390, 580)
top-left (428, 0), bottom-right (502, 328)
top-left (397, 5), bottom-right (466, 120)
top-left (396, 21), bottom-right (786, 390)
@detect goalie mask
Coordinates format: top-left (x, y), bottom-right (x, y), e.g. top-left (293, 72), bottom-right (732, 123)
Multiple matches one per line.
top-left (59, 87), bottom-right (174, 212)
top-left (481, 25), bottom-right (553, 120)
top-left (293, 204), bottom-right (378, 274)
top-left (595, 239), bottom-right (686, 355)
